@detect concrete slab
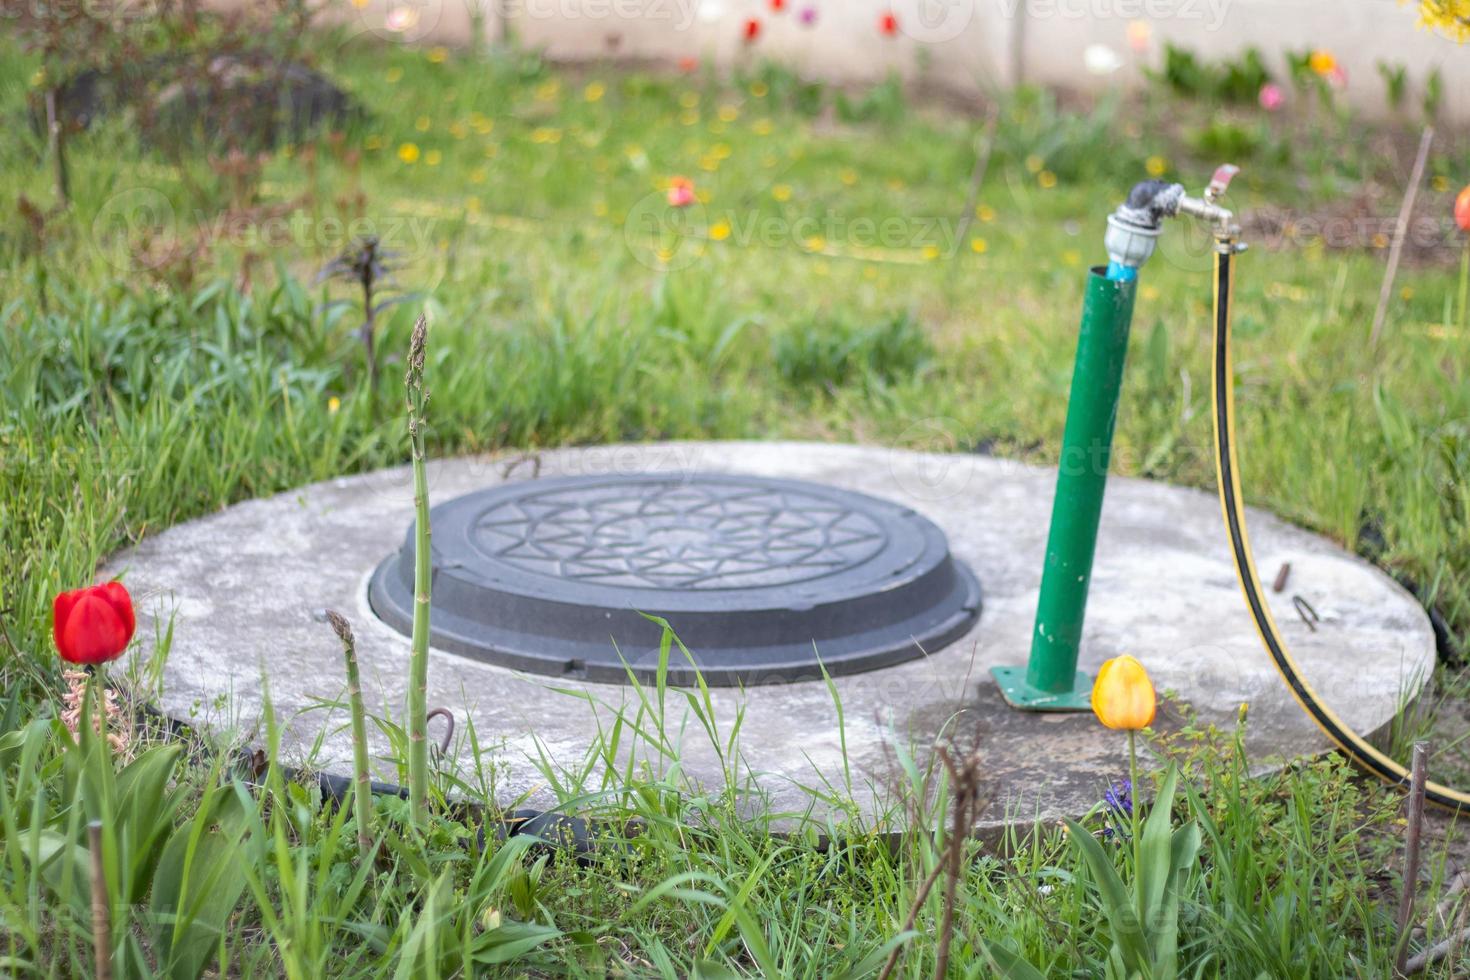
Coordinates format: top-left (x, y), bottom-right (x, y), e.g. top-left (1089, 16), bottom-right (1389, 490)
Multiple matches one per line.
top-left (104, 442), bottom-right (1435, 830)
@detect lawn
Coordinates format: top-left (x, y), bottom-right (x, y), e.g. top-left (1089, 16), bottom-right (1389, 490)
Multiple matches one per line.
top-left (3, 20), bottom-right (1470, 977)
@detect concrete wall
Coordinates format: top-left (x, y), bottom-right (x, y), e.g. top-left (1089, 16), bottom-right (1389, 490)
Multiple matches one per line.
top-left (294, 0), bottom-right (1468, 121)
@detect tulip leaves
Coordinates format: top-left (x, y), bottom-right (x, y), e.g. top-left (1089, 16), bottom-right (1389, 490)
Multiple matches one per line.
top-left (984, 765), bottom-right (1201, 980)
top-left (151, 785), bottom-right (253, 980)
top-left (1066, 766), bottom-right (1200, 980)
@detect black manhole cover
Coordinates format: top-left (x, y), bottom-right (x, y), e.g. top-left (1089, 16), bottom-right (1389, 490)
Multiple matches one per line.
top-left (369, 474), bottom-right (980, 685)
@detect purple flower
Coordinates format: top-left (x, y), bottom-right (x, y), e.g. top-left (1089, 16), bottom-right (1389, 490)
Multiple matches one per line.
top-left (798, 5), bottom-right (817, 25)
top-left (1100, 778), bottom-right (1133, 841)
top-left (1103, 778), bottom-right (1132, 817)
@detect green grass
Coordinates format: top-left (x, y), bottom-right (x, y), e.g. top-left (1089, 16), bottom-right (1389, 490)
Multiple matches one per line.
top-left (2, 26), bottom-right (1470, 977)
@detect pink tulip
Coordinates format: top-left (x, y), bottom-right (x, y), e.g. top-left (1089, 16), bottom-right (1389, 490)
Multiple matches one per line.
top-left (1258, 82), bottom-right (1284, 112)
top-left (666, 177), bottom-right (695, 208)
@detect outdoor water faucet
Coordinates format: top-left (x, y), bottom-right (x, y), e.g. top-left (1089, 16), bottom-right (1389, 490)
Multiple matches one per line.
top-left (1105, 164), bottom-right (1241, 273)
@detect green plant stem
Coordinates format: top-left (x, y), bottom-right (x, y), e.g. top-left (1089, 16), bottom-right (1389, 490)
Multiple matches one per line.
top-left (406, 316), bottom-right (431, 829)
top-left (1458, 241), bottom-right (1468, 333)
top-left (1128, 729), bottom-right (1142, 918)
top-left (327, 611), bottom-right (374, 858)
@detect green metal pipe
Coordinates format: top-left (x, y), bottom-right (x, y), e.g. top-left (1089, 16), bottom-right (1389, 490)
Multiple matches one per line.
top-left (992, 267), bottom-right (1137, 709)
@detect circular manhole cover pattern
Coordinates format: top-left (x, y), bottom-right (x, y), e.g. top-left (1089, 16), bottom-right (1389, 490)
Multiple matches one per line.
top-left (370, 474), bottom-right (981, 685)
top-left (468, 479), bottom-right (889, 590)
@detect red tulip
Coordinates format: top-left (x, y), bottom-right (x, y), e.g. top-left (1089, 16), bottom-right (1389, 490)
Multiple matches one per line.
top-left (53, 582), bottom-right (135, 665)
top-left (769, 0), bottom-right (785, 11)
top-left (878, 11), bottom-right (899, 36)
top-left (743, 17), bottom-right (761, 42)
top-left (1455, 185), bottom-right (1470, 234)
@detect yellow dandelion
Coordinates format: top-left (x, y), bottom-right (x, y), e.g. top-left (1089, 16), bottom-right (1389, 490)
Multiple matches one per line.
top-left (840, 169), bottom-right (858, 186)
top-left (750, 81), bottom-right (769, 98)
top-left (424, 149), bottom-right (442, 166)
top-left (535, 80), bottom-right (561, 101)
top-left (427, 46), bottom-right (448, 64)
top-left (328, 396), bottom-right (341, 413)
top-left (922, 244), bottom-right (941, 261)
top-left (699, 156), bottom-right (721, 172)
top-left (449, 121), bottom-right (468, 139)
top-left (976, 203), bottom-right (995, 222)
top-left (386, 66), bottom-right (403, 84)
top-left (708, 121), bottom-right (727, 135)
top-left (680, 109), bottom-right (700, 126)
top-left (1141, 285), bottom-right (1160, 301)
top-left (398, 142), bottom-right (421, 163)
top-left (1145, 155), bottom-right (1168, 177)
top-left (1401, 285), bottom-right (1415, 300)
top-left (593, 200), bottom-right (609, 217)
top-left (473, 117), bottom-right (495, 135)
top-left (710, 220), bottom-right (732, 241)
top-left (772, 184), bottom-right (793, 202)
top-left (1062, 249), bottom-right (1081, 267)
top-left (752, 118), bottom-right (773, 136)
top-left (530, 127), bottom-right (562, 144)
top-left (679, 91), bottom-right (700, 109)
top-left (1038, 170), bottom-right (1058, 189)
top-left (470, 168), bottom-right (487, 184)
top-left (584, 81), bottom-right (606, 102)
top-left (1024, 154), bottom-right (1044, 174)
top-left (484, 144), bottom-right (499, 158)
top-left (718, 104), bottom-right (739, 122)
top-left (970, 237), bottom-right (988, 254)
top-left (711, 143), bottom-right (732, 159)
top-left (1372, 232), bottom-right (1388, 249)
top-left (415, 116), bottom-right (431, 132)
top-left (804, 235), bottom-right (827, 252)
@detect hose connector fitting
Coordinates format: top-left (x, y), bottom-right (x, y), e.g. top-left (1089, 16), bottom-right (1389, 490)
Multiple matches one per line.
top-left (1105, 165), bottom-right (1242, 273)
top-left (1105, 179), bottom-right (1181, 272)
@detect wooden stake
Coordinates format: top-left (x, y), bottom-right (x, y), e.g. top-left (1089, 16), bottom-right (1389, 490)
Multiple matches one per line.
top-left (87, 820), bottom-right (112, 980)
top-left (45, 87), bottom-right (68, 209)
top-left (1371, 127), bottom-right (1434, 347)
top-left (1395, 742), bottom-right (1430, 975)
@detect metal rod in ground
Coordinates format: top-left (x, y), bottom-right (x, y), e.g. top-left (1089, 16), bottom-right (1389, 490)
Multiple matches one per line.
top-left (1371, 126), bottom-right (1434, 347)
top-left (87, 820), bottom-right (112, 980)
top-left (992, 270), bottom-right (1137, 709)
top-left (1396, 742), bottom-right (1430, 975)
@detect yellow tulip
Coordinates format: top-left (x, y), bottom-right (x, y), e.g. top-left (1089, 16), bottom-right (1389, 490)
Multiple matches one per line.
top-left (1090, 655), bottom-right (1156, 730)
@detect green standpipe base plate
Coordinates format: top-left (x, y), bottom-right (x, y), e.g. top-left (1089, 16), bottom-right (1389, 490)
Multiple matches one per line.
top-left (989, 666), bottom-right (1094, 712)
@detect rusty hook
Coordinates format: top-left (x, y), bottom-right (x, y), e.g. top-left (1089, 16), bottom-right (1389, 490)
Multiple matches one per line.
top-left (426, 707), bottom-right (455, 755)
top-left (1291, 595), bottom-right (1320, 632)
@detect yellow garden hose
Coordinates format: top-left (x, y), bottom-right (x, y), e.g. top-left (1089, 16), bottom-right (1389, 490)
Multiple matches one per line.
top-left (1210, 234), bottom-right (1469, 811)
